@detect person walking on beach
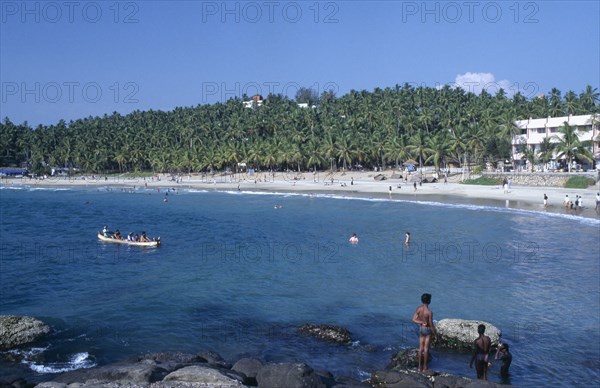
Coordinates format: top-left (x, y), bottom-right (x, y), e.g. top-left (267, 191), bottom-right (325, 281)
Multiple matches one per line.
top-left (596, 193), bottom-right (600, 211)
top-left (543, 194), bottom-right (548, 208)
top-left (469, 324), bottom-right (491, 380)
top-left (389, 185), bottom-right (392, 197)
top-left (413, 182), bottom-right (417, 191)
top-left (564, 194), bottom-right (570, 208)
top-left (412, 293), bottom-right (438, 372)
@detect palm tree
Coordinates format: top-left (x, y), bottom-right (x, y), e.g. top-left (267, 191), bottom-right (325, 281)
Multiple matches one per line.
top-left (305, 138), bottom-right (325, 172)
top-left (335, 133), bottom-right (356, 171)
top-left (538, 137), bottom-right (555, 171)
top-left (522, 145), bottom-right (537, 172)
top-left (424, 132), bottom-right (451, 171)
top-left (384, 133), bottom-right (409, 169)
top-left (406, 131), bottom-right (427, 171)
top-left (553, 122), bottom-right (593, 172)
top-left (580, 85), bottom-right (599, 112)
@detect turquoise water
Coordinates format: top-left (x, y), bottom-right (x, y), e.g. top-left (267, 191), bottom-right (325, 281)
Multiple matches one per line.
top-left (0, 186), bottom-right (599, 386)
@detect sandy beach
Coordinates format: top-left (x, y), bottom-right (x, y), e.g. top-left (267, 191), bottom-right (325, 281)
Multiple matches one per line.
top-left (3, 170), bottom-right (600, 220)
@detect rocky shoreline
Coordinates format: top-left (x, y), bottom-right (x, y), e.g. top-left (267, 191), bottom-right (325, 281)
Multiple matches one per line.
top-left (1, 317), bottom-right (514, 388)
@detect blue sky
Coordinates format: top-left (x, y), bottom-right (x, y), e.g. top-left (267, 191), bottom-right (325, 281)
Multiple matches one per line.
top-left (1, 0), bottom-right (599, 126)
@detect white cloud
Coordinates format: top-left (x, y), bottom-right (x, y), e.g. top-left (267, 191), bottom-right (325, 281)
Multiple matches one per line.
top-left (451, 72), bottom-right (513, 96)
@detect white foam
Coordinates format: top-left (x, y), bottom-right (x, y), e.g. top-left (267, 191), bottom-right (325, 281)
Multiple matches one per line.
top-left (229, 190), bottom-right (600, 226)
top-left (0, 185), bottom-right (30, 190)
top-left (24, 352), bottom-right (96, 374)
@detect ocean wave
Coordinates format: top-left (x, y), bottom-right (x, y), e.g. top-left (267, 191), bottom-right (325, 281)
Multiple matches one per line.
top-left (225, 191), bottom-right (600, 226)
top-left (27, 187), bottom-right (73, 192)
top-left (23, 352), bottom-right (96, 374)
top-left (0, 185), bottom-right (31, 190)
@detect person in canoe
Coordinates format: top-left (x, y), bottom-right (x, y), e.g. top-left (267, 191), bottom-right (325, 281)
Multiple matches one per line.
top-left (114, 230), bottom-right (123, 240)
top-left (140, 231), bottom-right (150, 242)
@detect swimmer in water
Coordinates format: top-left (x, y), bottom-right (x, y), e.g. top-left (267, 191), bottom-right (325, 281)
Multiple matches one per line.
top-left (349, 233), bottom-right (359, 244)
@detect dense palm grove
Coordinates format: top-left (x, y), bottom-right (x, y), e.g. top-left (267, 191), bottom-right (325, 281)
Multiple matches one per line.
top-left (1, 84), bottom-right (598, 175)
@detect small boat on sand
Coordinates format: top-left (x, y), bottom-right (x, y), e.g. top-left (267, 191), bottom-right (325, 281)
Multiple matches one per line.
top-left (97, 233), bottom-right (160, 247)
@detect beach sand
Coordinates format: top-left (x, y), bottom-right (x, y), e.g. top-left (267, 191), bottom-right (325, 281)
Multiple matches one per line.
top-left (3, 170), bottom-right (600, 220)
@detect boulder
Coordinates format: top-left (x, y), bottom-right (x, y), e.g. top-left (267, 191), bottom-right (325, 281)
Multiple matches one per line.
top-left (197, 350), bottom-right (232, 369)
top-left (434, 319), bottom-right (501, 350)
top-left (370, 369), bottom-right (432, 388)
top-left (298, 324), bottom-right (352, 344)
top-left (139, 352), bottom-right (205, 365)
top-left (331, 376), bottom-right (371, 387)
top-left (0, 315), bottom-right (51, 350)
top-left (162, 365), bottom-right (246, 386)
top-left (389, 348), bottom-right (431, 369)
top-left (430, 373), bottom-right (509, 388)
top-left (0, 376), bottom-right (34, 388)
top-left (51, 359), bottom-right (168, 384)
top-left (231, 357), bottom-right (263, 385)
top-left (256, 363), bottom-right (326, 388)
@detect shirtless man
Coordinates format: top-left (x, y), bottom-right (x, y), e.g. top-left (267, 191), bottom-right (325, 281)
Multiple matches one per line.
top-left (469, 324), bottom-right (491, 380)
top-left (412, 293), bottom-right (438, 372)
top-left (495, 343), bottom-right (512, 378)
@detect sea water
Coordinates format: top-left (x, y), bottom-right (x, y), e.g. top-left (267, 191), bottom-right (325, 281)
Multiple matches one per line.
top-left (0, 186), bottom-right (599, 386)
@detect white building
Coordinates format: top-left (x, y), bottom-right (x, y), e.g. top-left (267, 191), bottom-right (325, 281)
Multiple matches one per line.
top-left (512, 114), bottom-right (599, 171)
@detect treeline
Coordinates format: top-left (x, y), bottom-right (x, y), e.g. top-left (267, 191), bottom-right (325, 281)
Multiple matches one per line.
top-left (1, 84), bottom-right (598, 175)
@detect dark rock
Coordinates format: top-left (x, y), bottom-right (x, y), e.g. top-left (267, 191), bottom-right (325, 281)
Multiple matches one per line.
top-left (139, 352), bottom-right (204, 364)
top-left (137, 351), bottom-right (205, 375)
top-left (331, 376), bottom-right (371, 387)
top-left (433, 373), bottom-right (474, 388)
top-left (232, 357), bottom-right (263, 386)
top-left (390, 348), bottom-right (432, 369)
top-left (51, 359), bottom-right (168, 384)
top-left (298, 324), bottom-right (352, 344)
top-left (0, 316), bottom-right (51, 350)
top-left (256, 362), bottom-right (326, 388)
top-left (313, 369), bottom-right (336, 387)
top-left (0, 352), bottom-right (24, 363)
top-left (196, 350), bottom-right (231, 369)
top-left (463, 379), bottom-right (508, 388)
top-left (0, 377), bottom-right (34, 388)
top-left (370, 369), bottom-right (432, 387)
top-left (162, 365), bottom-right (246, 386)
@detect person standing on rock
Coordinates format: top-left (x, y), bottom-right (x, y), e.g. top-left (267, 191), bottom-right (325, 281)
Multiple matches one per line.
top-left (412, 293), bottom-right (438, 372)
top-left (470, 324), bottom-right (491, 380)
